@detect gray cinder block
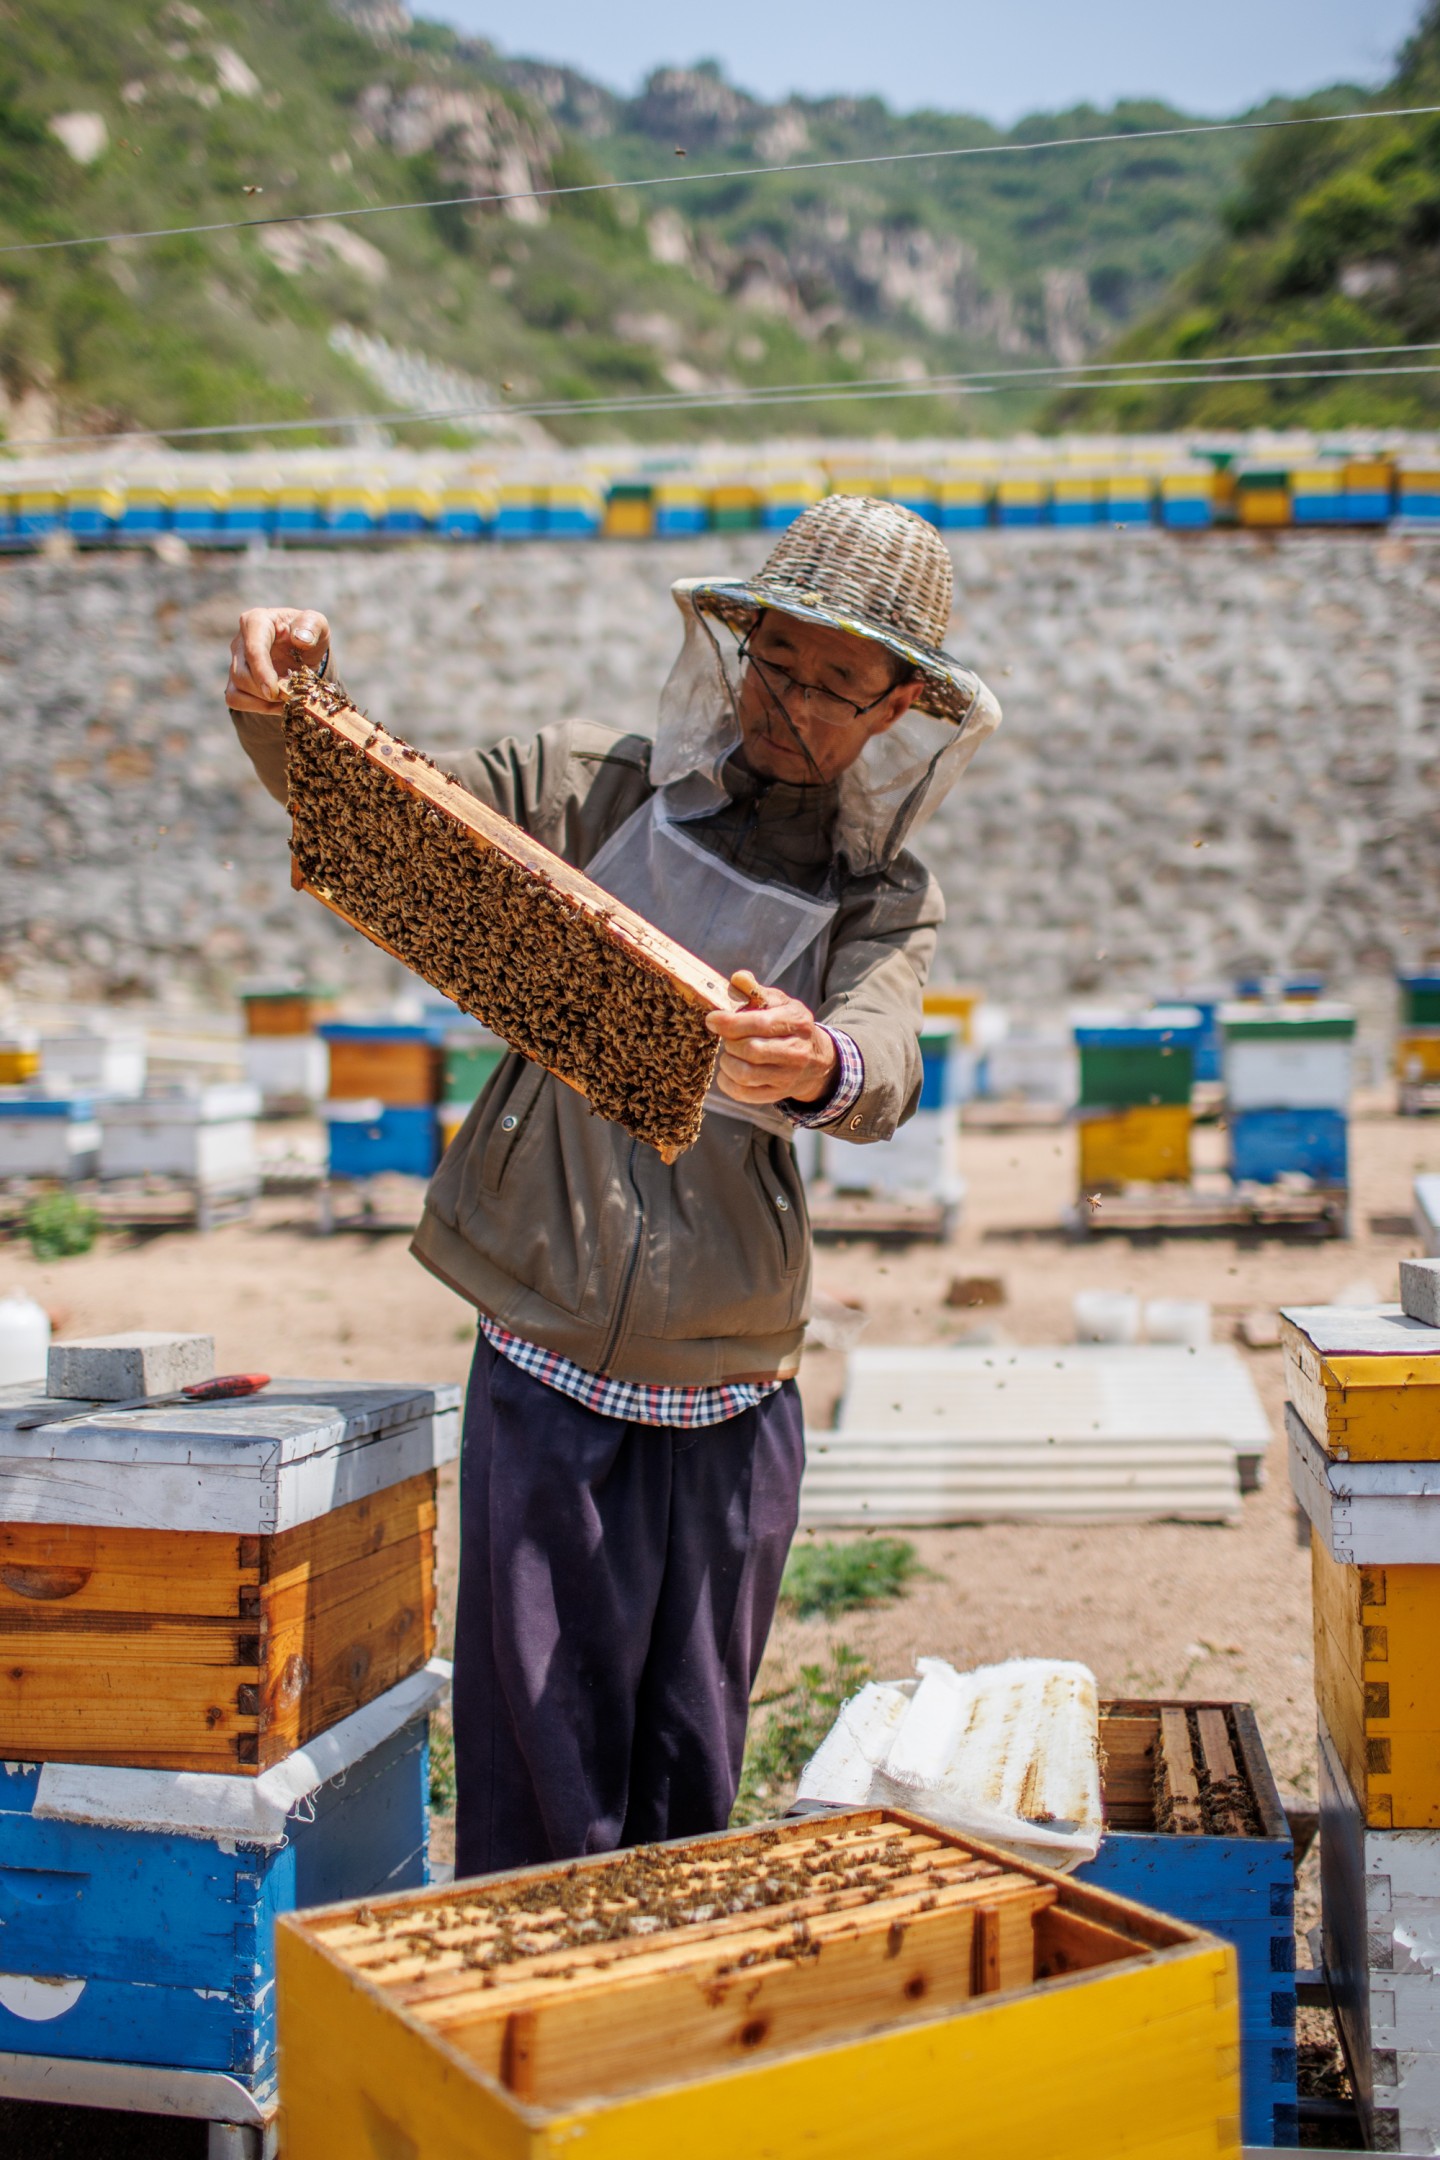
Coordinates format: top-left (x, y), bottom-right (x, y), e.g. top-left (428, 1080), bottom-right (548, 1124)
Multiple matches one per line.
top-left (1399, 1259), bottom-right (1440, 1329)
top-left (47, 1331), bottom-right (216, 1401)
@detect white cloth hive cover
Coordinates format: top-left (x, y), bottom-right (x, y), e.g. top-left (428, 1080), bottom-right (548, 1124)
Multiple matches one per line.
top-left (796, 1655), bottom-right (1103, 1870)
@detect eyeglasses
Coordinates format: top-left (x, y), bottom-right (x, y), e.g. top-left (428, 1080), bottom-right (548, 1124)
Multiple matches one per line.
top-left (738, 632), bottom-right (895, 729)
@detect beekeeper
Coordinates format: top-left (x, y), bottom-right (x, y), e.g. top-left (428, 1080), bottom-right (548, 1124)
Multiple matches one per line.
top-left (225, 494), bottom-right (999, 1876)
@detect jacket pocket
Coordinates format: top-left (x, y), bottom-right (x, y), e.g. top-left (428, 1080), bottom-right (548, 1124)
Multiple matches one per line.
top-left (479, 1056), bottom-right (547, 1195)
top-left (762, 1131), bottom-right (807, 1276)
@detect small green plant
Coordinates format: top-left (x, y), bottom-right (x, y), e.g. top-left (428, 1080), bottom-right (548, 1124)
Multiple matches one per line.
top-left (24, 1191), bottom-right (100, 1260)
top-left (731, 1643), bottom-right (872, 1826)
top-left (779, 1535), bottom-right (923, 1621)
top-left (429, 1715), bottom-right (456, 1815)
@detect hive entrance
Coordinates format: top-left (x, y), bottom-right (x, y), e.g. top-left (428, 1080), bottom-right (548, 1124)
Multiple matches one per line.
top-left (284, 672), bottom-right (744, 1158)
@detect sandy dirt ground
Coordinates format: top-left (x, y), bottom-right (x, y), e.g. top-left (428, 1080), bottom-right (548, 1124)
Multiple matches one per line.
top-left (3, 1099), bottom-right (1435, 2155)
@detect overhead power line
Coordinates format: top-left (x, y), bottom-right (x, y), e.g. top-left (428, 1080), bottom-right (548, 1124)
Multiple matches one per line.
top-left (10, 342), bottom-right (1440, 454)
top-left (3, 101), bottom-right (1438, 261)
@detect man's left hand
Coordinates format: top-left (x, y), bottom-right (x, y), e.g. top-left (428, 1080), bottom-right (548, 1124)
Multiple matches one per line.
top-left (706, 981), bottom-right (838, 1106)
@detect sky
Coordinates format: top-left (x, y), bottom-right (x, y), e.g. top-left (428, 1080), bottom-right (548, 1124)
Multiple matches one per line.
top-left (425, 0), bottom-right (1423, 123)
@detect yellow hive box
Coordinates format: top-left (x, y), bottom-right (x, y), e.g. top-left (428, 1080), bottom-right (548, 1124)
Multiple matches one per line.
top-left (1397, 1032), bottom-right (1440, 1081)
top-left (1281, 1305), bottom-right (1440, 1461)
top-left (277, 1808), bottom-right (1240, 2160)
top-left (1311, 1532), bottom-right (1440, 1828)
top-left (922, 985), bottom-right (983, 1042)
top-left (325, 1037), bottom-right (443, 1106)
top-left (0, 1044), bottom-right (39, 1084)
top-left (1078, 1102), bottom-right (1192, 1188)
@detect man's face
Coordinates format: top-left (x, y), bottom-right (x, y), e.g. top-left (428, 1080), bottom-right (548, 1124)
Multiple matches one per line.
top-left (736, 611), bottom-right (920, 785)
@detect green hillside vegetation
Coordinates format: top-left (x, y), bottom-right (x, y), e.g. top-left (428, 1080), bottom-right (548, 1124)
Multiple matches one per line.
top-left (1049, 3), bottom-right (1440, 429)
top-left (0, 0), bottom-right (1301, 447)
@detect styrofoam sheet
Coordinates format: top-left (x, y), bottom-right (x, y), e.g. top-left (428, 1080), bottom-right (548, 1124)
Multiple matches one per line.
top-left (27, 1659), bottom-right (451, 1846)
top-left (800, 1433), bottom-right (1242, 1525)
top-left (0, 1379), bottom-right (460, 1532)
top-left (1287, 1401), bottom-right (1440, 1564)
top-left (837, 1345), bottom-right (1272, 1459)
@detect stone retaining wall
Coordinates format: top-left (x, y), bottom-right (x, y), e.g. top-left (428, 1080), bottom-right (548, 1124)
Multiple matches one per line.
top-left (3, 530), bottom-right (1436, 1021)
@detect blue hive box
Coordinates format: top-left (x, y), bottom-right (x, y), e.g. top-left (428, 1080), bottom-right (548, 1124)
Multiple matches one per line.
top-left (1076, 1699), bottom-right (1296, 2147)
top-left (1229, 1104), bottom-right (1347, 1186)
top-left (0, 1662), bottom-right (447, 2112)
top-left (325, 1101), bottom-right (440, 1180)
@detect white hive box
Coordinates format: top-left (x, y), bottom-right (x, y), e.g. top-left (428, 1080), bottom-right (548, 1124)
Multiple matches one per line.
top-left (97, 1082), bottom-right (261, 1189)
top-left (1288, 1401), bottom-right (1440, 1566)
top-left (0, 1375), bottom-right (460, 1533)
top-left (243, 1033), bottom-right (328, 1109)
top-left (980, 1033), bottom-right (1077, 1105)
top-left (0, 1096), bottom-right (100, 1179)
top-left (39, 1030), bottom-right (147, 1099)
top-left (800, 1344), bottom-right (1265, 1526)
top-left (823, 1110), bottom-right (963, 1204)
top-left (1320, 1713), bottom-right (1440, 2154)
top-left (1220, 1002), bottom-right (1354, 1110)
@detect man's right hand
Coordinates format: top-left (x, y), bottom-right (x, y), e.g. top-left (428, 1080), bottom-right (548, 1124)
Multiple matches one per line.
top-left (225, 608), bottom-right (332, 714)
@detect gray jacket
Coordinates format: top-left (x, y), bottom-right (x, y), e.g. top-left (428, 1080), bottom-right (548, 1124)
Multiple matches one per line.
top-left (233, 709), bottom-right (943, 1383)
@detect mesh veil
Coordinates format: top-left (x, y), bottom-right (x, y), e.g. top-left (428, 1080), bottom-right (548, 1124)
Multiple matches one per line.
top-left (649, 581), bottom-right (1000, 878)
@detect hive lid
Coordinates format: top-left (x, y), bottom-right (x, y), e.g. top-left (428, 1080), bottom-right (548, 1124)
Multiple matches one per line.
top-left (0, 1376), bottom-right (459, 1466)
top-left (1220, 1004), bottom-right (1356, 1040)
top-left (1280, 1304), bottom-right (1440, 1359)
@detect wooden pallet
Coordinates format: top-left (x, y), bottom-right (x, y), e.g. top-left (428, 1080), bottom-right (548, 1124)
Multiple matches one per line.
top-left (276, 1807), bottom-right (1241, 2160)
top-left (1399, 1079), bottom-right (1440, 1116)
top-left (1073, 1181), bottom-right (1347, 1237)
top-left (805, 1183), bottom-right (957, 1242)
top-left (0, 1471), bottom-right (437, 1772)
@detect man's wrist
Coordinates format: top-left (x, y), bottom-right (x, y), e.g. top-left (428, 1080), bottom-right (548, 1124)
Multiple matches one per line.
top-left (786, 1025), bottom-right (840, 1105)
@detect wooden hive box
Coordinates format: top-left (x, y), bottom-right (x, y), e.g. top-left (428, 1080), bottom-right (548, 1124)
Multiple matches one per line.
top-left (1309, 1527), bottom-right (1440, 1829)
top-left (0, 1378), bottom-right (457, 1773)
top-left (0, 1662), bottom-right (446, 2114)
top-left (276, 1808), bottom-right (1241, 2160)
top-left (1280, 1302), bottom-right (1440, 1460)
top-left (320, 1019), bottom-right (446, 1108)
top-left (285, 673), bottom-right (748, 1161)
top-left (1077, 1702), bottom-right (1296, 2149)
top-left (1319, 1713), bottom-right (1440, 2153)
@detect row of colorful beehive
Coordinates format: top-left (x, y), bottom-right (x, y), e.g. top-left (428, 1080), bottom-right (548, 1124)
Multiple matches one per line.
top-left (317, 1016), bottom-right (506, 1181)
top-left (1284, 1265), bottom-right (1440, 2154)
top-left (1073, 1002), bottom-right (1354, 1190)
top-left (6, 448), bottom-right (1436, 549)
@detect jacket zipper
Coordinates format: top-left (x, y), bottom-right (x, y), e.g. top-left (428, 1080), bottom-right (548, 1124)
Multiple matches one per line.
top-left (596, 1138), bottom-right (646, 1376)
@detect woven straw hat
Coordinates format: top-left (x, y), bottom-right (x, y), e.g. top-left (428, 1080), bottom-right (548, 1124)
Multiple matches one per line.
top-left (685, 494), bottom-right (975, 724)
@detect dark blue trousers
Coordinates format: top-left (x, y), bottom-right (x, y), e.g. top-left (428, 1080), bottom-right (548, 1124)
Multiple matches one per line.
top-left (452, 1333), bottom-right (806, 1877)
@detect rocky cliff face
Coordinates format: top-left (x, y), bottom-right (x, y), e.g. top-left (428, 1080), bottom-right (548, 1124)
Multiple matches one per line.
top-left (354, 78), bottom-right (559, 223)
top-left (4, 534), bottom-right (1435, 1018)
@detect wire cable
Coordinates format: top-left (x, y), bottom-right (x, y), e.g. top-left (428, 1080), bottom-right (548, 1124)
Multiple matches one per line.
top-left (10, 347), bottom-right (1440, 454)
top-left (3, 100), bottom-right (1438, 261)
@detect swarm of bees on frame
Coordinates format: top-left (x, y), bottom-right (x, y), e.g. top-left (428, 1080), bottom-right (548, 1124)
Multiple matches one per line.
top-left (344, 1827), bottom-right (956, 1979)
top-left (283, 673), bottom-right (720, 1156)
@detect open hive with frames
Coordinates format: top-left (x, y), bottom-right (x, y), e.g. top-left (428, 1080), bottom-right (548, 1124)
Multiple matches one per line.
top-left (275, 1806), bottom-right (1242, 2160)
top-left (283, 670), bottom-right (744, 1159)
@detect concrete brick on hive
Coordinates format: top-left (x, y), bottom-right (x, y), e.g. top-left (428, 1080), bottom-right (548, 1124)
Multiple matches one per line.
top-left (1400, 1259), bottom-right (1440, 1329)
top-left (282, 673), bottom-right (743, 1159)
top-left (47, 1331), bottom-right (216, 1400)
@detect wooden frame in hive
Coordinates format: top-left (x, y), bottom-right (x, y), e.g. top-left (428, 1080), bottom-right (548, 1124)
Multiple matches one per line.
top-left (284, 673), bottom-right (747, 1159)
top-left (276, 1808), bottom-right (1241, 2160)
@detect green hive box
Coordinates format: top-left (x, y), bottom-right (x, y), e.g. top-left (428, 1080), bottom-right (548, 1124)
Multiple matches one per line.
top-left (1400, 976), bottom-right (1440, 1027)
top-left (1078, 1044), bottom-right (1193, 1106)
top-left (443, 1033), bottom-right (506, 1106)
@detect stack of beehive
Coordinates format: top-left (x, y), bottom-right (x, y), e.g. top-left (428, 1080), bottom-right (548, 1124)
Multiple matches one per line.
top-left (1221, 1003), bottom-right (1354, 1189)
top-left (0, 1025), bottom-right (147, 1185)
top-left (1283, 1262), bottom-right (1440, 2152)
top-left (1072, 1007), bottom-right (1200, 1191)
top-left (1396, 971), bottom-right (1440, 1108)
top-left (240, 983), bottom-right (334, 1112)
top-left (319, 1018), bottom-right (447, 1183)
top-left (0, 1329), bottom-right (458, 2134)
